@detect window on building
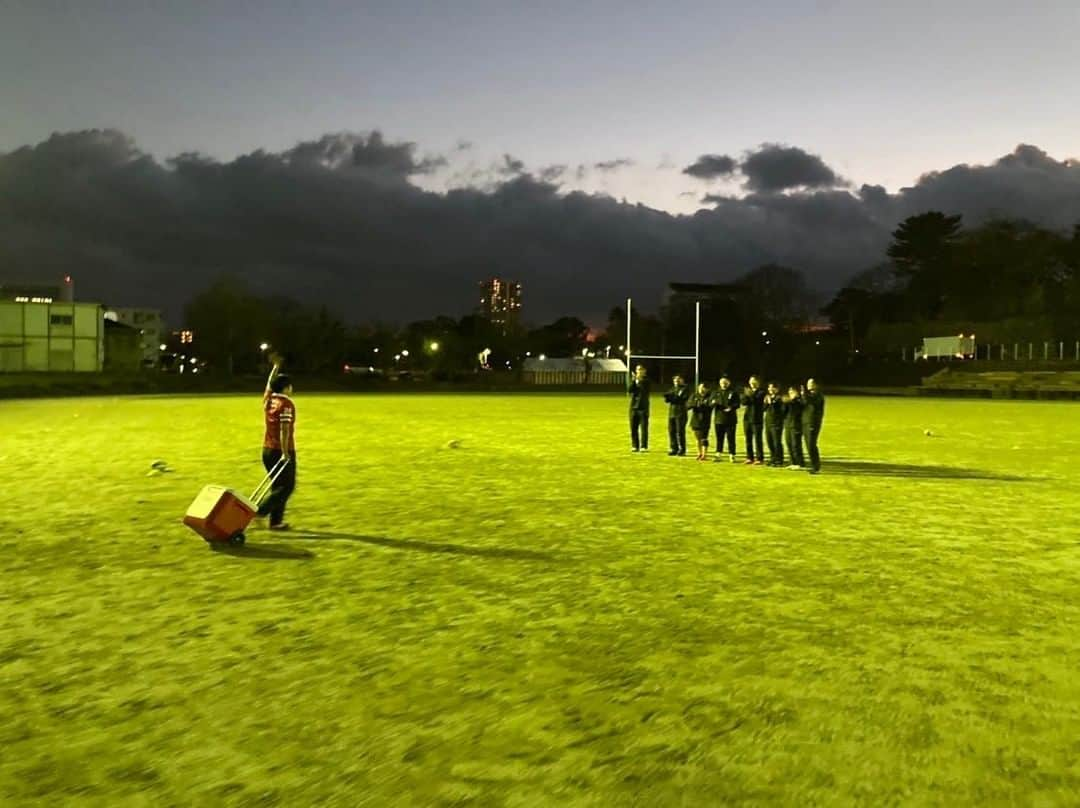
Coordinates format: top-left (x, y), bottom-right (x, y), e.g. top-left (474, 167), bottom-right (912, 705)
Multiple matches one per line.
top-left (50, 314), bottom-right (74, 326)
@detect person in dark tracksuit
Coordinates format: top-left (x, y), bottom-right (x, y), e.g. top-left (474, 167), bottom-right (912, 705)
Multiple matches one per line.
top-left (801, 378), bottom-right (826, 474)
top-left (711, 376), bottom-right (739, 463)
top-left (628, 364), bottom-right (651, 452)
top-left (664, 374), bottom-right (690, 456)
top-left (687, 382), bottom-right (713, 461)
top-left (783, 385), bottom-right (805, 468)
top-left (763, 382), bottom-right (785, 467)
top-left (739, 375), bottom-right (766, 464)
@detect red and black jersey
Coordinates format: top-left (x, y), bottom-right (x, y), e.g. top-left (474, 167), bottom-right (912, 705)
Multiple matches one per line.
top-left (263, 392), bottom-right (296, 452)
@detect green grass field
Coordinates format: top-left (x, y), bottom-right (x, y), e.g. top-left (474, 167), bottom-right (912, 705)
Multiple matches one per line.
top-left (2, 393), bottom-right (1078, 806)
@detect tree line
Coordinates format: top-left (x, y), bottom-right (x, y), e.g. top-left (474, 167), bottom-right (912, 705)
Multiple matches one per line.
top-left (824, 213), bottom-right (1080, 351)
top-left (182, 212), bottom-right (1080, 378)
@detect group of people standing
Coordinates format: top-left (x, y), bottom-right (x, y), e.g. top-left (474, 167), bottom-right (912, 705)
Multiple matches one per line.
top-left (627, 366), bottom-right (825, 474)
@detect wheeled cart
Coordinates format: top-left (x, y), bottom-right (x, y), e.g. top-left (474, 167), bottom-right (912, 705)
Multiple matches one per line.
top-left (182, 458), bottom-right (289, 548)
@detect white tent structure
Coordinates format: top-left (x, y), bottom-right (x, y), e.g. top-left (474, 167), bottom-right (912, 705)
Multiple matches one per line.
top-left (522, 356), bottom-right (627, 385)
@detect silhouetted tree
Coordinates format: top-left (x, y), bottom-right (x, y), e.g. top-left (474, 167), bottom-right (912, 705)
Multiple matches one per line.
top-left (738, 264), bottom-right (817, 325)
top-left (887, 212), bottom-right (963, 319)
top-left (184, 277), bottom-right (269, 375)
top-left (528, 317), bottom-right (591, 357)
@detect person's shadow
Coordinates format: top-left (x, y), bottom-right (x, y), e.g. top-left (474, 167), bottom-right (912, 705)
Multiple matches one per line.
top-left (291, 530), bottom-right (556, 562)
top-left (210, 542), bottom-right (314, 560)
top-left (824, 459), bottom-right (1031, 482)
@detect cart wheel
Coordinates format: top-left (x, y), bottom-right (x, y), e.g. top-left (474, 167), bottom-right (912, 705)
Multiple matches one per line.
top-left (229, 532), bottom-right (246, 547)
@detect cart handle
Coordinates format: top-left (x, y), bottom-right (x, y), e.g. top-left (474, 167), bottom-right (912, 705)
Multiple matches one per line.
top-left (250, 457), bottom-right (290, 504)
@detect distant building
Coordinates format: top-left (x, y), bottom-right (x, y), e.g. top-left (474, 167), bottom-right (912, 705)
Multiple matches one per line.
top-left (104, 307), bottom-right (165, 368)
top-left (103, 320), bottom-right (143, 373)
top-left (664, 281), bottom-right (746, 305)
top-left (478, 277), bottom-right (522, 334)
top-left (0, 274), bottom-right (75, 304)
top-left (0, 299), bottom-right (104, 372)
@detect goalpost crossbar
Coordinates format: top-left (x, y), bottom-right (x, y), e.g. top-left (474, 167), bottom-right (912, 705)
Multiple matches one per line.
top-left (625, 296), bottom-right (702, 388)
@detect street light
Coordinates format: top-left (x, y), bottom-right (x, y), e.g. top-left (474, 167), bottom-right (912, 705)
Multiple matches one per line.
top-left (401, 349), bottom-right (410, 357)
top-left (429, 341), bottom-right (440, 353)
top-left (259, 342), bottom-right (270, 352)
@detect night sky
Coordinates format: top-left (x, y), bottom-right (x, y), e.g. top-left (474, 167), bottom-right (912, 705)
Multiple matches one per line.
top-left (3, 1), bottom-right (1080, 324)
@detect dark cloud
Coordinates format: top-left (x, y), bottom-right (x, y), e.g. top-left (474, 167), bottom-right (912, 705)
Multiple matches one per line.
top-left (539, 164), bottom-right (567, 182)
top-left (3, 131), bottom-right (1080, 326)
top-left (574, 164), bottom-right (587, 182)
top-left (895, 143), bottom-right (1080, 228)
top-left (498, 154), bottom-right (526, 176)
top-left (593, 158), bottom-right (635, 172)
top-left (740, 143), bottom-right (844, 192)
top-left (284, 130), bottom-right (445, 178)
top-left (683, 154), bottom-right (738, 180)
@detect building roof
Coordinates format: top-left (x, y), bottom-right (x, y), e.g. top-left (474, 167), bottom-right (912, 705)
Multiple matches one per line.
top-left (523, 357), bottom-right (628, 373)
top-left (666, 281), bottom-right (747, 298)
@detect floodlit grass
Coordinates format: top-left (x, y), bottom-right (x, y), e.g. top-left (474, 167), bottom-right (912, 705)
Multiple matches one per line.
top-left (1, 392), bottom-right (1079, 805)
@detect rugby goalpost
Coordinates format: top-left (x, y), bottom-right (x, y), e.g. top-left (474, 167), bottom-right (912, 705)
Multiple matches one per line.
top-left (625, 296), bottom-right (701, 389)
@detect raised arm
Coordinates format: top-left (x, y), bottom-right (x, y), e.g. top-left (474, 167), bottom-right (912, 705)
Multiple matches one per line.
top-left (263, 354), bottom-right (282, 405)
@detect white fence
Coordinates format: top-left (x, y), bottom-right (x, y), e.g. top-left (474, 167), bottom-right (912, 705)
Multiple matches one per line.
top-left (523, 370), bottom-right (625, 385)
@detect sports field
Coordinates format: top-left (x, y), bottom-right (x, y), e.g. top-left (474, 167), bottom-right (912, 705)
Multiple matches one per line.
top-left (1, 393), bottom-right (1078, 805)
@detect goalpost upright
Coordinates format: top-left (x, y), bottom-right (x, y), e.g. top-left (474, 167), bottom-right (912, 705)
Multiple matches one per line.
top-left (625, 296), bottom-right (701, 389)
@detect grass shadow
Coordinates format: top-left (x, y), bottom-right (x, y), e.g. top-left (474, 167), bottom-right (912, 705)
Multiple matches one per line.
top-left (824, 459), bottom-right (1030, 481)
top-left (292, 530), bottom-right (556, 562)
top-left (210, 542), bottom-right (314, 560)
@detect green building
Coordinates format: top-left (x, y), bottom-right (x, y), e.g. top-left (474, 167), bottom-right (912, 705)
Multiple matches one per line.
top-left (0, 301), bottom-right (105, 372)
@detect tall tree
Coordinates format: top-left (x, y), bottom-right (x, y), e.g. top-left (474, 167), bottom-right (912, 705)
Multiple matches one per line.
top-left (887, 212), bottom-right (963, 319)
top-left (737, 264), bottom-right (817, 325)
top-left (184, 277), bottom-right (268, 375)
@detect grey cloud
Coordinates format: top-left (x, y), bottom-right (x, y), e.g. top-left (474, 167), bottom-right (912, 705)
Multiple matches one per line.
top-left (740, 143), bottom-right (845, 192)
top-left (593, 158), bottom-right (634, 172)
top-left (896, 143), bottom-right (1080, 228)
top-left (284, 130), bottom-right (444, 178)
top-left (539, 164), bottom-right (568, 182)
top-left (683, 154), bottom-right (738, 180)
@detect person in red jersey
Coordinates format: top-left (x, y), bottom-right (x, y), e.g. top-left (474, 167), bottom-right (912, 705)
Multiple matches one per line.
top-left (258, 359), bottom-right (297, 530)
